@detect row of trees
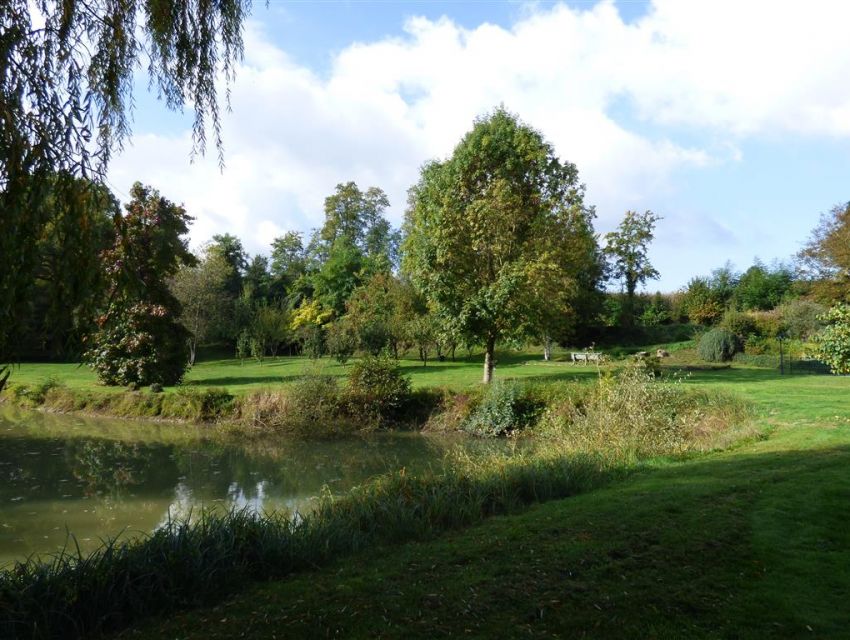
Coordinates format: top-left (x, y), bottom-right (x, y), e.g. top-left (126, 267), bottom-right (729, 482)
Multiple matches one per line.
top-left (11, 108), bottom-right (850, 385)
top-left (15, 109), bottom-right (663, 386)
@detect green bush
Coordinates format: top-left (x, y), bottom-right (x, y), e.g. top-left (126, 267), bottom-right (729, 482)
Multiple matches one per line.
top-left (749, 309), bottom-right (783, 338)
top-left (720, 309), bottom-right (757, 340)
top-left (289, 373), bottom-right (343, 427)
top-left (779, 299), bottom-right (826, 340)
top-left (85, 302), bottom-right (191, 386)
top-left (325, 320), bottom-right (358, 364)
top-left (814, 304), bottom-right (850, 374)
top-left (462, 380), bottom-right (541, 437)
top-left (345, 355), bottom-right (412, 426)
top-left (698, 328), bottom-right (738, 362)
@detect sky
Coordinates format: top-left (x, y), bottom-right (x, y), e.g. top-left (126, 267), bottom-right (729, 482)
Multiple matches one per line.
top-left (107, 0), bottom-right (850, 292)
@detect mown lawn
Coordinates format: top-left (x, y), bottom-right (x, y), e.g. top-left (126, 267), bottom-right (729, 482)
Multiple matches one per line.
top-left (5, 346), bottom-right (614, 394)
top-left (108, 369), bottom-right (850, 639)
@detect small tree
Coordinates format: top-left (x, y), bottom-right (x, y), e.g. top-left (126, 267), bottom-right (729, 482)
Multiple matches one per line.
top-left (171, 249), bottom-right (233, 365)
top-left (603, 210), bottom-right (661, 326)
top-left (814, 304), bottom-right (850, 374)
top-left (85, 183), bottom-right (194, 386)
top-left (253, 304), bottom-right (291, 359)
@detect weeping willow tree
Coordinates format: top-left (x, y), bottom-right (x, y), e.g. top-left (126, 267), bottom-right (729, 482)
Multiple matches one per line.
top-left (0, 0), bottom-right (251, 364)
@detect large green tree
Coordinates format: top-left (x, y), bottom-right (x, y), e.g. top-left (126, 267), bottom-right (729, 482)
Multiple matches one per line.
top-left (603, 210), bottom-right (661, 326)
top-left (22, 177), bottom-right (117, 359)
top-left (1, 0), bottom-right (250, 361)
top-left (403, 108), bottom-right (599, 383)
top-left (85, 183), bottom-right (195, 386)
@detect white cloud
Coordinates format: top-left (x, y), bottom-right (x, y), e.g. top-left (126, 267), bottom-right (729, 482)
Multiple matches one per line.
top-left (109, 0), bottom-right (850, 284)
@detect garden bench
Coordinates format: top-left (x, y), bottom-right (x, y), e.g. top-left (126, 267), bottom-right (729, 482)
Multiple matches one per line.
top-left (571, 352), bottom-right (601, 364)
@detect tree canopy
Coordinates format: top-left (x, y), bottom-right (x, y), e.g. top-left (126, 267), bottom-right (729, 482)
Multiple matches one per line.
top-left (604, 210), bottom-right (661, 325)
top-left (798, 201), bottom-right (850, 303)
top-left (403, 108), bottom-right (600, 383)
top-left (1, 0), bottom-right (251, 361)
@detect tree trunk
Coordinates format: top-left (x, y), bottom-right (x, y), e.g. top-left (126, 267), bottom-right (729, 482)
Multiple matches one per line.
top-left (188, 339), bottom-right (196, 366)
top-left (483, 336), bottom-right (496, 384)
top-left (543, 335), bottom-right (553, 361)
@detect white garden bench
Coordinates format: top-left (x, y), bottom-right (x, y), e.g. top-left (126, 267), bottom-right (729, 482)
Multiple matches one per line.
top-left (571, 352), bottom-right (602, 364)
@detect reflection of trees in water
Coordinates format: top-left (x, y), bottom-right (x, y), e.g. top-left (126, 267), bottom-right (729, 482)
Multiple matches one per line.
top-left (170, 434), bottom-right (459, 499)
top-left (64, 440), bottom-right (179, 498)
top-left (2, 408), bottom-right (517, 511)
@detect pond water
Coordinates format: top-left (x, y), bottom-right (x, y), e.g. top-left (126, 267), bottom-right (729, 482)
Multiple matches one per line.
top-left (0, 407), bottom-right (502, 566)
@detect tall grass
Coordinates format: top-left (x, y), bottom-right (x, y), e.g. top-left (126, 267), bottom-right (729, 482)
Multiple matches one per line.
top-left (534, 366), bottom-right (754, 460)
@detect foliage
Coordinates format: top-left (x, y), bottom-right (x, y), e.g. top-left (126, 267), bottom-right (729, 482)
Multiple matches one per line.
top-left (325, 319), bottom-right (359, 364)
top-left (298, 325), bottom-right (326, 360)
top-left (537, 367), bottom-right (752, 458)
top-left (207, 234), bottom-right (249, 298)
top-left (680, 276), bottom-right (726, 325)
top-left (733, 261), bottom-right (794, 310)
top-left (251, 304), bottom-right (291, 359)
top-left (344, 273), bottom-right (420, 358)
top-left (698, 328), bottom-right (739, 362)
top-left (171, 249), bottom-right (234, 365)
top-left (462, 380), bottom-right (539, 437)
top-left (270, 231), bottom-right (307, 294)
top-left (312, 239), bottom-right (364, 317)
top-left (639, 294), bottom-right (672, 327)
top-left (748, 309), bottom-right (784, 338)
top-left (85, 304), bottom-right (193, 386)
top-left (603, 210), bottom-right (661, 325)
top-left (798, 201), bottom-right (850, 303)
top-left (85, 184), bottom-right (194, 386)
top-left (779, 299), bottom-right (826, 340)
top-left (408, 314), bottom-right (438, 366)
top-left (18, 178), bottom-right (117, 359)
top-left (719, 309), bottom-right (757, 341)
top-left (0, 0), bottom-right (249, 361)
top-left (403, 107), bottom-right (600, 383)
top-left (814, 304), bottom-right (850, 374)
top-left (345, 355), bottom-right (412, 425)
top-left (320, 182), bottom-right (397, 265)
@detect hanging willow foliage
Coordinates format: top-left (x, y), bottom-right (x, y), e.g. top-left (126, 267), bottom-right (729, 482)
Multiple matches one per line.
top-left (0, 0), bottom-right (251, 359)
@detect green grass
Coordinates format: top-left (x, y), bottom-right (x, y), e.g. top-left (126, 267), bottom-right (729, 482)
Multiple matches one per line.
top-left (3, 349), bottom-right (850, 636)
top-left (5, 347), bottom-right (614, 395)
top-left (122, 401), bottom-right (850, 639)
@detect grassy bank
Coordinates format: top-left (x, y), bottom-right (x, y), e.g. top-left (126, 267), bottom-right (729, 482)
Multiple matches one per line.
top-left (0, 370), bottom-right (751, 639)
top-left (0, 342), bottom-right (754, 431)
top-left (126, 416), bottom-right (850, 639)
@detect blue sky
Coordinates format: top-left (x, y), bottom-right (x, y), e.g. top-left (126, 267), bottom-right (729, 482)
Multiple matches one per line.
top-left (111, 0), bottom-right (850, 292)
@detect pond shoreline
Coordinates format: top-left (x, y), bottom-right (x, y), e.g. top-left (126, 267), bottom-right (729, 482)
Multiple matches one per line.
top-left (0, 381), bottom-right (446, 436)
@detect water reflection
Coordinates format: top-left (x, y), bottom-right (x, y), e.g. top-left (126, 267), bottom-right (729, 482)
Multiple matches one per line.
top-left (0, 407), bottom-right (506, 565)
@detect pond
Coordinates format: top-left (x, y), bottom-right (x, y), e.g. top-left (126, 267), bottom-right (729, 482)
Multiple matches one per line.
top-left (0, 407), bottom-right (504, 566)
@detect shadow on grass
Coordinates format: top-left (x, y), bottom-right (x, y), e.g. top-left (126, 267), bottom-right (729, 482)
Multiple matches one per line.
top-left (119, 440), bottom-right (850, 640)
